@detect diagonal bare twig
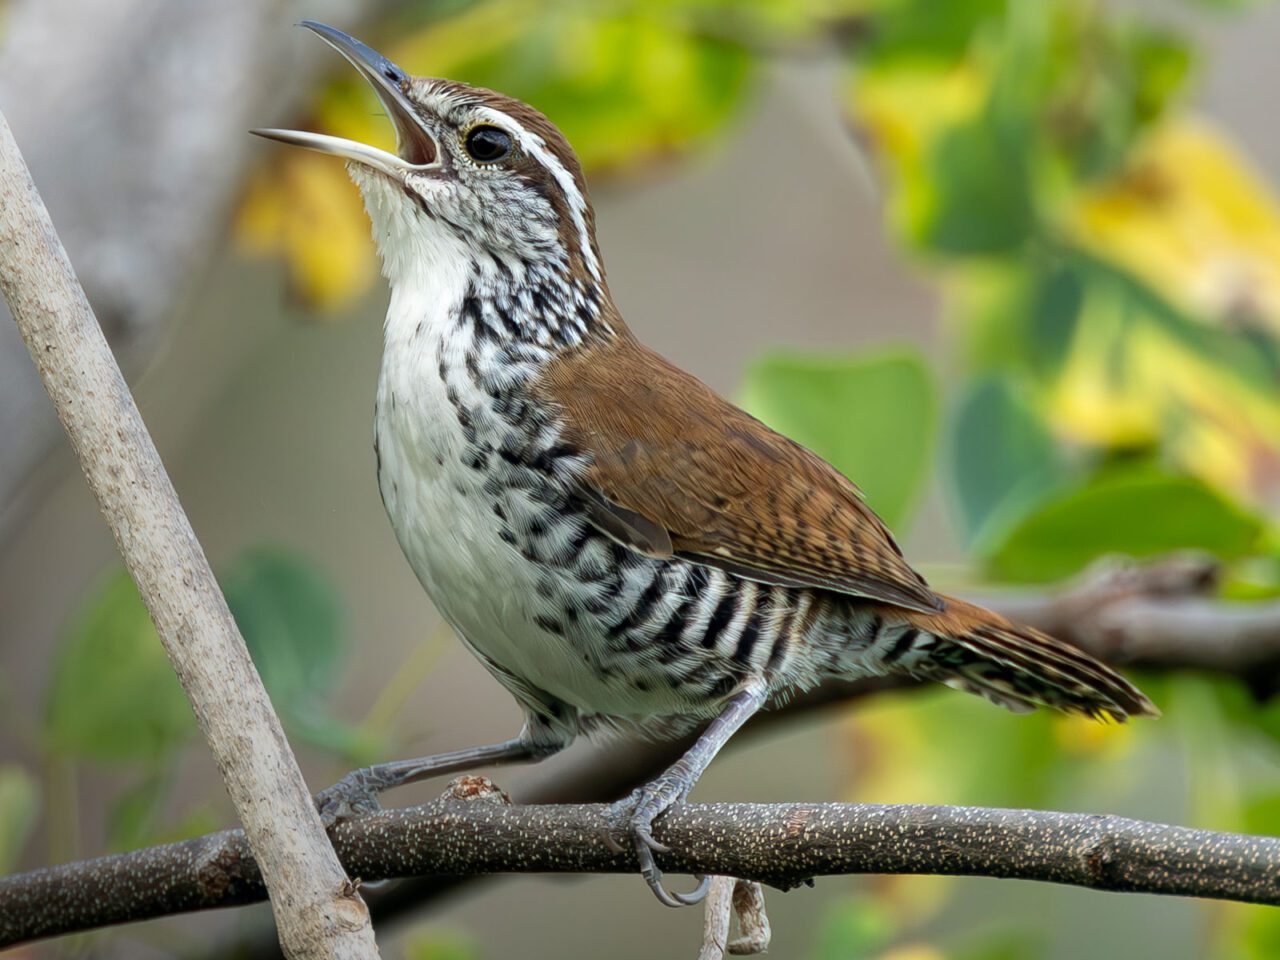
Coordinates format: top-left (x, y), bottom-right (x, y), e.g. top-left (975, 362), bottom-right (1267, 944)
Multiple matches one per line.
top-left (0, 106), bottom-right (376, 957)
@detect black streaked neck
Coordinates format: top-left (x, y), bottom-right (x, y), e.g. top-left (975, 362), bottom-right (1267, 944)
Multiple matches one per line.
top-left (458, 249), bottom-right (611, 348)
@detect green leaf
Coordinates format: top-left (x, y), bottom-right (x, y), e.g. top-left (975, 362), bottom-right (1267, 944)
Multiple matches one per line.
top-left (222, 548), bottom-right (356, 752)
top-left (954, 931), bottom-right (1044, 960)
top-left (1025, 257), bottom-right (1084, 375)
top-left (1130, 28), bottom-right (1194, 127)
top-left (862, 0), bottom-right (1007, 65)
top-left (45, 571), bottom-right (196, 762)
top-left (988, 468), bottom-right (1264, 583)
top-left (403, 928), bottom-right (477, 960)
top-left (1240, 906), bottom-right (1280, 960)
top-left (1242, 792), bottom-right (1280, 837)
top-left (809, 898), bottom-right (895, 960)
top-left (739, 349), bottom-right (936, 530)
top-left (921, 110), bottom-right (1035, 255)
top-left (0, 766), bottom-right (39, 872)
top-left (946, 374), bottom-right (1067, 551)
top-left (288, 708), bottom-right (388, 766)
top-left (107, 771), bottom-right (171, 852)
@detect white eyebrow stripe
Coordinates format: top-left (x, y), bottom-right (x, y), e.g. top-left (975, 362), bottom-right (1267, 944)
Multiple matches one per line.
top-left (473, 105), bottom-right (601, 282)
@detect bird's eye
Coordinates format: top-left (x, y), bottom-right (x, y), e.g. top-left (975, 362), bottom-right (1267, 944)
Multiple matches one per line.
top-left (464, 125), bottom-right (513, 163)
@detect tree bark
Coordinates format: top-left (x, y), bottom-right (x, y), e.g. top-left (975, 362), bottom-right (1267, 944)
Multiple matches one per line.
top-left (3, 792), bottom-right (1279, 947)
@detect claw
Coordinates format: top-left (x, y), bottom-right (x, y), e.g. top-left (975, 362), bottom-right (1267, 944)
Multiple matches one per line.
top-left (635, 835), bottom-right (709, 907)
top-left (315, 771), bottom-right (382, 828)
top-left (621, 793), bottom-right (706, 908)
top-left (606, 773), bottom-right (709, 907)
top-left (634, 820), bottom-right (671, 855)
top-left (600, 824), bottom-right (627, 854)
top-left (673, 874), bottom-right (712, 905)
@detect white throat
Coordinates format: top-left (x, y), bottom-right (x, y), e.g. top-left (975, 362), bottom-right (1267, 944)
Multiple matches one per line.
top-left (351, 165), bottom-right (471, 347)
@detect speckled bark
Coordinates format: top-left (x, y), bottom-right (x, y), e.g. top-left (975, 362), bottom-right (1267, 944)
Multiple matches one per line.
top-left (3, 798), bottom-right (1277, 947)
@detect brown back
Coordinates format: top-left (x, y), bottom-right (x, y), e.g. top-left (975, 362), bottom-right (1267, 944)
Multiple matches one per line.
top-left (536, 326), bottom-right (942, 613)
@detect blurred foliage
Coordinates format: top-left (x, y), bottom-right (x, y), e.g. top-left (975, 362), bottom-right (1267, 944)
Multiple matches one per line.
top-left (819, 1), bottom-right (1280, 956)
top-left (46, 571), bottom-right (198, 763)
top-left (222, 548), bottom-right (380, 759)
top-left (986, 467), bottom-right (1264, 583)
top-left (46, 551), bottom-right (368, 768)
top-left (811, 897), bottom-right (895, 959)
top-left (741, 350), bottom-right (936, 529)
top-left (0, 766), bottom-right (38, 874)
top-left (107, 0), bottom-right (1280, 957)
top-left (944, 373), bottom-right (1066, 552)
top-left (847, 1), bottom-right (1280, 545)
top-left (33, 548), bottom-right (398, 862)
top-left (402, 927), bottom-right (479, 960)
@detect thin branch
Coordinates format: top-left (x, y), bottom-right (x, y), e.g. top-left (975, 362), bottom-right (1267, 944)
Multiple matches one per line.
top-left (699, 877), bottom-right (770, 960)
top-left (728, 880), bottom-right (771, 955)
top-left (699, 877), bottom-right (737, 960)
top-left (0, 110), bottom-right (376, 957)
top-left (3, 791), bottom-right (1279, 947)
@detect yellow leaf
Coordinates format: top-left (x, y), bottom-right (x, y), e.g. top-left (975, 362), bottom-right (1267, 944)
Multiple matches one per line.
top-left (1069, 117), bottom-right (1280, 333)
top-left (1051, 713), bottom-right (1132, 758)
top-left (1045, 298), bottom-right (1162, 448)
top-left (849, 60), bottom-right (990, 239)
top-left (875, 945), bottom-right (948, 960)
top-left (236, 152), bottom-right (377, 312)
top-left (1049, 306), bottom-right (1280, 504)
top-left (851, 61), bottom-right (989, 171)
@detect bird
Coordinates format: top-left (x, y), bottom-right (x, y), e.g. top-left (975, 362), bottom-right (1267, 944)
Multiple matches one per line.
top-left (253, 21), bottom-right (1158, 907)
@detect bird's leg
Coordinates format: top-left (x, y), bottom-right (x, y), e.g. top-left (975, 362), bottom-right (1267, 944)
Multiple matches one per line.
top-left (609, 680), bottom-right (768, 908)
top-left (316, 728), bottom-right (565, 825)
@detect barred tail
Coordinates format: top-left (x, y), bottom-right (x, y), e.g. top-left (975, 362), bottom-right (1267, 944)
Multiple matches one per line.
top-left (904, 595), bottom-right (1159, 722)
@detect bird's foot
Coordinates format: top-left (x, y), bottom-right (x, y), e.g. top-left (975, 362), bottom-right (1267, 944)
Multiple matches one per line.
top-left (315, 769), bottom-right (385, 828)
top-left (606, 771), bottom-right (710, 908)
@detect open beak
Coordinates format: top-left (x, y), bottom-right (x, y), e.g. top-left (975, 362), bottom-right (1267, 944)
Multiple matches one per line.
top-left (251, 21), bottom-right (438, 175)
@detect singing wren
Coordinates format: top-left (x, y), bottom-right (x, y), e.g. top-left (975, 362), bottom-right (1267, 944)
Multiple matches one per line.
top-left (254, 21), bottom-right (1156, 907)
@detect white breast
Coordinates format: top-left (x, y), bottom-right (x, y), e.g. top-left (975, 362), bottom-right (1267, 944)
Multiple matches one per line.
top-left (374, 278), bottom-right (608, 715)
top-left (359, 173), bottom-right (703, 722)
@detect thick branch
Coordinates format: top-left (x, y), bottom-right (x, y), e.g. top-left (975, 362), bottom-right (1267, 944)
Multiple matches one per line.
top-left (2, 792), bottom-right (1278, 947)
top-left (0, 111), bottom-right (376, 956)
top-left (345, 556), bottom-right (1280, 934)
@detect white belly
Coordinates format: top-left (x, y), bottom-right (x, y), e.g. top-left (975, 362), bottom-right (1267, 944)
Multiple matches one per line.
top-left (378, 365), bottom-right (539, 681)
top-left (370, 254), bottom-right (730, 727)
top-left (374, 326), bottom-right (644, 718)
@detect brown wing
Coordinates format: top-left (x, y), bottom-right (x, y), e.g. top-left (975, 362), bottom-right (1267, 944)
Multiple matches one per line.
top-left (534, 328), bottom-right (943, 613)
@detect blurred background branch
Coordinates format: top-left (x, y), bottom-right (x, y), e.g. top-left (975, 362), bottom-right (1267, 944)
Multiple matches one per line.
top-left (0, 0), bottom-right (389, 543)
